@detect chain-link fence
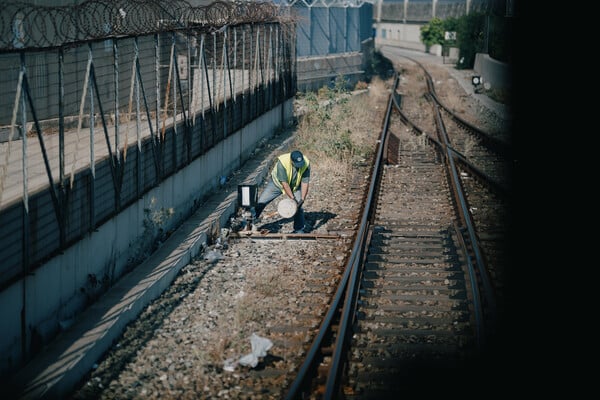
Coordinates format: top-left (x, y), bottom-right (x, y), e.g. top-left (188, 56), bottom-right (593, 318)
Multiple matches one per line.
top-left (0, 0), bottom-right (296, 290)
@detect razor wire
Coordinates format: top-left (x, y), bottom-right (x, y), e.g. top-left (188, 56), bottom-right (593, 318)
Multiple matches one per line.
top-left (0, 0), bottom-right (283, 52)
top-left (276, 0), bottom-right (375, 8)
top-left (0, 22), bottom-right (291, 205)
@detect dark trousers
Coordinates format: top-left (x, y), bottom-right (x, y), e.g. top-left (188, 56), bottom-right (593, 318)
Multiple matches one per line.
top-left (255, 180), bottom-right (305, 231)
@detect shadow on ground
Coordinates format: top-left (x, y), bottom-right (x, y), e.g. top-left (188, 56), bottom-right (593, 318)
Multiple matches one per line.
top-left (257, 211), bottom-right (337, 233)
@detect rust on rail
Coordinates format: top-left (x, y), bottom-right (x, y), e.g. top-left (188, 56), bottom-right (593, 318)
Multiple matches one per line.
top-left (232, 230), bottom-right (342, 240)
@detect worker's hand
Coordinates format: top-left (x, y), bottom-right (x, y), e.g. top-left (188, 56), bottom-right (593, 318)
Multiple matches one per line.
top-left (296, 199), bottom-right (304, 209)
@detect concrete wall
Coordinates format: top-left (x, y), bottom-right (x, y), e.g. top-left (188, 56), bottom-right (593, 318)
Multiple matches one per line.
top-left (0, 99), bottom-right (294, 376)
top-left (296, 52), bottom-right (365, 92)
top-left (374, 22), bottom-right (426, 52)
top-left (474, 52), bottom-right (511, 91)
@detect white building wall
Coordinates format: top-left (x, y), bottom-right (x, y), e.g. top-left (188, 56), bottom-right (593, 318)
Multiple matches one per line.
top-left (374, 22), bottom-right (426, 52)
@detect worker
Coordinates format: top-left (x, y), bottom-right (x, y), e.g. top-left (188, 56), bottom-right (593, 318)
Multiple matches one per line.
top-left (253, 150), bottom-right (310, 233)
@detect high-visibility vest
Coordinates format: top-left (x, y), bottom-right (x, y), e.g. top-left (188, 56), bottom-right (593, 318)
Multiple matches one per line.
top-left (271, 153), bottom-right (310, 192)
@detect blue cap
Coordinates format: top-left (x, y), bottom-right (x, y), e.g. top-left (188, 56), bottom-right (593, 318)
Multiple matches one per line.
top-left (290, 150), bottom-right (305, 168)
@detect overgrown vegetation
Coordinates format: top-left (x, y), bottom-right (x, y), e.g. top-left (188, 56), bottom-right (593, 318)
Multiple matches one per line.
top-left (420, 12), bottom-right (513, 69)
top-left (294, 74), bottom-right (388, 171)
top-left (364, 50), bottom-right (395, 82)
top-left (420, 17), bottom-right (446, 50)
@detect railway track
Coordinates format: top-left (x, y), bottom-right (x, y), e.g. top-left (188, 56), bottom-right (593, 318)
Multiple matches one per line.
top-left (392, 54), bottom-right (511, 310)
top-left (285, 61), bottom-right (511, 398)
top-left (345, 121), bottom-right (476, 398)
top-left (62, 55), bottom-right (511, 400)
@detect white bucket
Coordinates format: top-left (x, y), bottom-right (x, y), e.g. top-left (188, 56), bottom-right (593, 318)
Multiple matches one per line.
top-left (277, 198), bottom-right (297, 218)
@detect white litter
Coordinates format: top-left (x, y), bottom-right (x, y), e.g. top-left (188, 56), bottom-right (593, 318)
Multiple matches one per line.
top-left (204, 249), bottom-right (223, 263)
top-left (223, 357), bottom-right (237, 372)
top-left (238, 333), bottom-right (273, 368)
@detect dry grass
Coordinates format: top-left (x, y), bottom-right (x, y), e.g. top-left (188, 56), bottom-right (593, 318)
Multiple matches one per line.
top-left (293, 76), bottom-right (389, 172)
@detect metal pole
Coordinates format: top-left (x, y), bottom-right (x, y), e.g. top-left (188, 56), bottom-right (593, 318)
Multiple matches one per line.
top-left (19, 52), bottom-right (29, 362)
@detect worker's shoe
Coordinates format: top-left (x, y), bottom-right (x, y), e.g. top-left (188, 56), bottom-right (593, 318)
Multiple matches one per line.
top-left (293, 227), bottom-right (305, 234)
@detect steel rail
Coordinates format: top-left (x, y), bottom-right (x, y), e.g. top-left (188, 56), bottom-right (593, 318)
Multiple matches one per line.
top-left (402, 54), bottom-right (510, 158)
top-left (450, 147), bottom-right (510, 198)
top-left (395, 95), bottom-right (508, 199)
top-left (432, 99), bottom-right (497, 337)
top-left (319, 68), bottom-right (498, 397)
top-left (396, 67), bottom-right (499, 338)
top-left (396, 59), bottom-right (507, 320)
top-left (286, 61), bottom-right (500, 397)
top-left (321, 81), bottom-right (494, 397)
top-left (322, 71), bottom-right (399, 400)
top-left (283, 72), bottom-right (400, 400)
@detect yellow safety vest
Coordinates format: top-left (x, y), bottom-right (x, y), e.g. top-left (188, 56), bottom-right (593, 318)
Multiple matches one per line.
top-left (272, 153), bottom-right (310, 192)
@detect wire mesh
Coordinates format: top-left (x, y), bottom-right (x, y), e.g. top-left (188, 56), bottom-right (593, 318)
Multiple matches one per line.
top-left (0, 0), bottom-right (283, 51)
